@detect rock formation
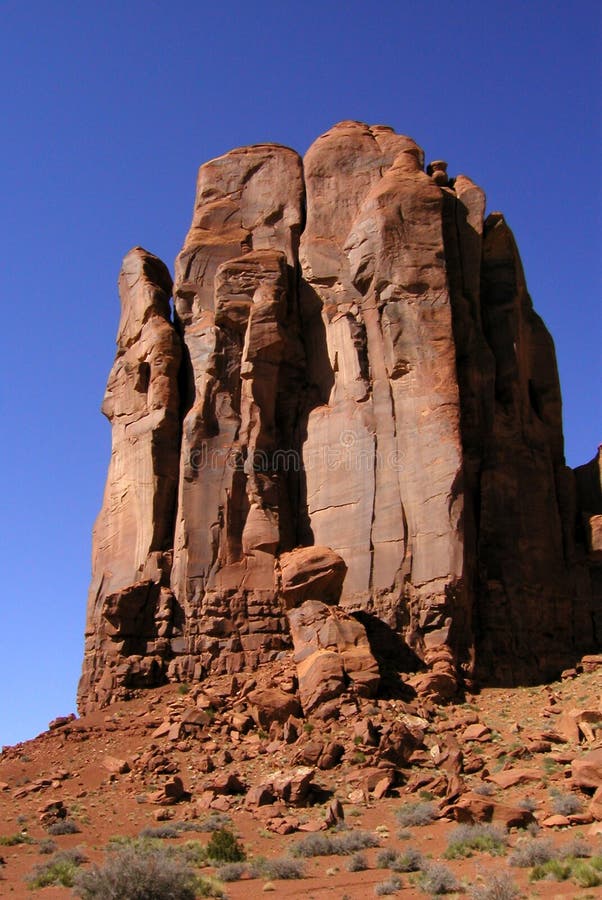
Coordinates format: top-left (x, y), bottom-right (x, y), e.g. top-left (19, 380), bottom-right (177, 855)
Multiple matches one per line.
top-left (78, 121), bottom-right (601, 713)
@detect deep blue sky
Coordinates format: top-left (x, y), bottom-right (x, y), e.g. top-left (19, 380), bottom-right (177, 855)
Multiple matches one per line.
top-left (1, 1), bottom-right (600, 747)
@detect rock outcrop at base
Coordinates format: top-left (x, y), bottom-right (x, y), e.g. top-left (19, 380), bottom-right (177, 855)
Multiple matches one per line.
top-left (78, 122), bottom-right (600, 713)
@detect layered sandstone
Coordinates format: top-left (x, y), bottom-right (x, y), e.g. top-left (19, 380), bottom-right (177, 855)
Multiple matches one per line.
top-left (78, 122), bottom-right (600, 712)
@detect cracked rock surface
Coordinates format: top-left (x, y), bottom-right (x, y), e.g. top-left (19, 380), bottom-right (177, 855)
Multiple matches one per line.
top-left (78, 122), bottom-right (600, 713)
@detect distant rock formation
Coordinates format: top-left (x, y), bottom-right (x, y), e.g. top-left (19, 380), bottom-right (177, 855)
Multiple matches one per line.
top-left (78, 121), bottom-right (601, 713)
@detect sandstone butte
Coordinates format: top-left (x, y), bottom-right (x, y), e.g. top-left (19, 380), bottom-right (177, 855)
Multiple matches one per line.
top-left (78, 120), bottom-right (601, 717)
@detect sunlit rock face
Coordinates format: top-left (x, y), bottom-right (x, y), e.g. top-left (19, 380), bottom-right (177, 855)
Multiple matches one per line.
top-left (78, 122), bottom-right (600, 713)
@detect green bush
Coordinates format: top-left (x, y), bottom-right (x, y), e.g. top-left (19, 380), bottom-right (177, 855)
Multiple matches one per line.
top-left (574, 857), bottom-right (602, 888)
top-left (0, 832), bottom-right (34, 846)
top-left (206, 828), bottom-right (245, 863)
top-left (179, 840), bottom-right (209, 866)
top-left (27, 848), bottom-right (87, 890)
top-left (530, 854), bottom-right (602, 887)
top-left (530, 857), bottom-right (573, 882)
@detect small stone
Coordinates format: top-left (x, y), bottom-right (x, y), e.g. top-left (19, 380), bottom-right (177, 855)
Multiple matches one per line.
top-left (48, 714), bottom-right (76, 731)
top-left (324, 798), bottom-right (344, 828)
top-left (461, 724), bottom-right (492, 743)
top-left (542, 814), bottom-right (570, 827)
top-left (488, 768), bottom-right (540, 789)
top-left (102, 756), bottom-right (130, 775)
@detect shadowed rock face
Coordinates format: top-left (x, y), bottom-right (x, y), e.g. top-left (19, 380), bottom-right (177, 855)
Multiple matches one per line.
top-left (78, 122), bottom-right (600, 713)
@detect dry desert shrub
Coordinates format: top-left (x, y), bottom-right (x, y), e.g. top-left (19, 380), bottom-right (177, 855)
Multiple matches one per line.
top-left (508, 836), bottom-right (555, 867)
top-left (468, 870), bottom-right (521, 900)
top-left (334, 829), bottom-right (381, 854)
top-left (559, 836), bottom-right (592, 858)
top-left (290, 832), bottom-right (332, 857)
top-left (394, 801), bottom-right (437, 827)
top-left (418, 862), bottom-right (460, 895)
top-left (549, 790), bottom-right (583, 816)
top-left (138, 822), bottom-right (181, 839)
top-left (250, 856), bottom-right (306, 879)
top-left (374, 874), bottom-right (402, 895)
top-left (198, 813), bottom-right (233, 832)
top-left (444, 823), bottom-right (507, 859)
top-left (73, 844), bottom-right (225, 899)
top-left (292, 828), bottom-right (379, 857)
top-left (37, 838), bottom-right (58, 855)
top-left (473, 782), bottom-right (496, 796)
top-left (377, 845), bottom-right (424, 872)
top-left (47, 818), bottom-right (81, 835)
top-left (376, 848), bottom-right (399, 868)
top-left (215, 861), bottom-right (247, 882)
top-left (348, 851), bottom-right (368, 871)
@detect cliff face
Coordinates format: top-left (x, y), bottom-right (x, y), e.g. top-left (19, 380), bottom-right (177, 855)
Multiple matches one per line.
top-left (78, 121), bottom-right (600, 713)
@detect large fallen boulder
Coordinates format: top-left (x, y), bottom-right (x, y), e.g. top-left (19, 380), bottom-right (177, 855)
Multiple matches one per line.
top-left (279, 546), bottom-right (347, 608)
top-left (286, 599), bottom-right (380, 712)
top-left (246, 688), bottom-right (302, 729)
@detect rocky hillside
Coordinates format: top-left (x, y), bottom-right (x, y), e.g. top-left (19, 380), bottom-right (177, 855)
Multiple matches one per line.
top-left (2, 656), bottom-right (602, 896)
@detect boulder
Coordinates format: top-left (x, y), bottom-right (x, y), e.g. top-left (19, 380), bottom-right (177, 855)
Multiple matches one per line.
top-left (558, 708), bottom-right (601, 744)
top-left (572, 749), bottom-right (602, 791)
top-left (253, 767), bottom-right (316, 806)
top-left (246, 688), bottom-right (302, 729)
top-left (279, 546), bottom-right (347, 608)
top-left (448, 793), bottom-right (535, 829)
top-left (102, 756), bottom-right (130, 775)
top-left (487, 768), bottom-right (541, 789)
top-left (287, 599), bottom-right (380, 712)
top-left (149, 776), bottom-right (188, 806)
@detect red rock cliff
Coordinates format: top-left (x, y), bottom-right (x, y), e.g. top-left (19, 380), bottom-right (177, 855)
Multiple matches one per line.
top-left (78, 122), bottom-right (600, 712)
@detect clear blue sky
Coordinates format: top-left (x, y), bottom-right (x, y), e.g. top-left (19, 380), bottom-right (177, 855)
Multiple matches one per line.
top-left (1, 0), bottom-right (600, 747)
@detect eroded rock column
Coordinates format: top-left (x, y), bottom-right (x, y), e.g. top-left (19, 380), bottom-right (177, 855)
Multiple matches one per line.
top-left (170, 145), bottom-right (306, 679)
top-left (78, 248), bottom-right (181, 711)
